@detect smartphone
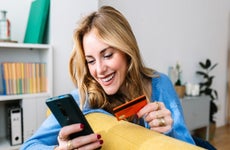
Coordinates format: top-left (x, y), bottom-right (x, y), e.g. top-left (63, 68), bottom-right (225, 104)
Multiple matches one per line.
top-left (46, 94), bottom-right (94, 139)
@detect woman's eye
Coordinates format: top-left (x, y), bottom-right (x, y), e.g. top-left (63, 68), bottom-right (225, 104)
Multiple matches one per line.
top-left (104, 53), bottom-right (113, 59)
top-left (86, 59), bottom-right (95, 64)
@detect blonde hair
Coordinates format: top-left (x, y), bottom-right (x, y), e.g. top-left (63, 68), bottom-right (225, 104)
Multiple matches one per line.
top-left (69, 6), bottom-right (155, 114)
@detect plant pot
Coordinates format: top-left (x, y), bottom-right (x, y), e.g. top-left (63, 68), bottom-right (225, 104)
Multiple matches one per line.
top-left (174, 85), bottom-right (185, 98)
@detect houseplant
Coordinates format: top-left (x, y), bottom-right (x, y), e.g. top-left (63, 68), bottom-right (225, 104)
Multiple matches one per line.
top-left (174, 62), bottom-right (186, 98)
top-left (195, 58), bottom-right (218, 140)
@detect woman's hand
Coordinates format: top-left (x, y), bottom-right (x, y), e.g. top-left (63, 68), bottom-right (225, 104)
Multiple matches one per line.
top-left (137, 102), bottom-right (173, 133)
top-left (56, 123), bottom-right (103, 150)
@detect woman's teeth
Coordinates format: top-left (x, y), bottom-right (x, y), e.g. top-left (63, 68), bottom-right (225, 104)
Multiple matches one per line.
top-left (102, 74), bottom-right (114, 82)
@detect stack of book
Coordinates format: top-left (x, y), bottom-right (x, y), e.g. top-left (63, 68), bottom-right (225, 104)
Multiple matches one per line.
top-left (0, 62), bottom-right (47, 95)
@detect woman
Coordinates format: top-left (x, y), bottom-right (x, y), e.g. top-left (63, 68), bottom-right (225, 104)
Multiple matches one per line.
top-left (21, 6), bottom-right (195, 150)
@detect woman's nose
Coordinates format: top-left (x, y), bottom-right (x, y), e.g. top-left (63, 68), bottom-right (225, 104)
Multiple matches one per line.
top-left (96, 60), bottom-right (106, 74)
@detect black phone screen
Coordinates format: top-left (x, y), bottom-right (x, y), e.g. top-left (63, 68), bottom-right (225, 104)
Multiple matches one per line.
top-left (46, 94), bottom-right (94, 139)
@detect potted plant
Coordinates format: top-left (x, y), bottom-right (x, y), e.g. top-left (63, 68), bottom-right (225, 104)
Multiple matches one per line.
top-left (195, 58), bottom-right (218, 140)
top-left (174, 62), bottom-right (186, 98)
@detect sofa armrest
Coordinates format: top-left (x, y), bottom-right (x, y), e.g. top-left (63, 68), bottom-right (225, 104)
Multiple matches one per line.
top-left (86, 113), bottom-right (203, 150)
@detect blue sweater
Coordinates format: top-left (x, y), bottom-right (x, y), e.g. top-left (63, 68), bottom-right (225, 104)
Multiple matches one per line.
top-left (20, 73), bottom-right (195, 149)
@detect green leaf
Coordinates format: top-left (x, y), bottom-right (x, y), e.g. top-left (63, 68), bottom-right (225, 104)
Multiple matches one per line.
top-left (206, 76), bottom-right (214, 87)
top-left (204, 88), bottom-right (212, 95)
top-left (199, 62), bottom-right (206, 69)
top-left (196, 71), bottom-right (208, 78)
top-left (205, 59), bottom-right (211, 69)
top-left (209, 63), bottom-right (218, 71)
top-left (213, 90), bottom-right (218, 99)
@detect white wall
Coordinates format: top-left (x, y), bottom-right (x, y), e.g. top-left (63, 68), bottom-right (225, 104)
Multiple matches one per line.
top-left (1, 0), bottom-right (230, 127)
top-left (0, 0), bottom-right (31, 42)
top-left (50, 1), bottom-right (98, 96)
top-left (99, 0), bottom-right (230, 127)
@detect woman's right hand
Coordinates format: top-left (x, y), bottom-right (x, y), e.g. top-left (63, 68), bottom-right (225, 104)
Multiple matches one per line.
top-left (56, 123), bottom-right (103, 150)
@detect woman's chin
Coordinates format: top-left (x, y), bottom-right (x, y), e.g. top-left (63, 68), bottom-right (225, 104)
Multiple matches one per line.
top-left (103, 88), bottom-right (118, 95)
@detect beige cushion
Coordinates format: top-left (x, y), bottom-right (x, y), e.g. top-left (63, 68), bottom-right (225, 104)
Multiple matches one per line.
top-left (86, 113), bottom-right (203, 150)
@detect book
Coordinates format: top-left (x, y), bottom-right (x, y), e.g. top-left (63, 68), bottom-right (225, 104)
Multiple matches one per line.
top-left (24, 0), bottom-right (50, 44)
top-left (0, 63), bottom-right (4, 94)
top-left (0, 62), bottom-right (47, 95)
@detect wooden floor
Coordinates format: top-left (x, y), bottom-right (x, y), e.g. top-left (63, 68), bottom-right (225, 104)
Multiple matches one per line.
top-left (210, 124), bottom-right (230, 150)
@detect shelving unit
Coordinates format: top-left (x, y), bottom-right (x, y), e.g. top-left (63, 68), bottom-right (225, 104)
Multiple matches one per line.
top-left (0, 43), bottom-right (53, 150)
top-left (181, 96), bottom-right (210, 140)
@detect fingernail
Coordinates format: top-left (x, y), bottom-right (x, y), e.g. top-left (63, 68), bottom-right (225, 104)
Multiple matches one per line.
top-left (80, 124), bottom-right (84, 129)
top-left (97, 134), bottom-right (101, 139)
top-left (99, 140), bottom-right (103, 144)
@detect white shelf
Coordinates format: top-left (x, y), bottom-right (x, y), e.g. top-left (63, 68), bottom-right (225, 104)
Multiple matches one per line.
top-left (0, 43), bottom-right (53, 150)
top-left (0, 137), bottom-right (20, 150)
top-left (0, 42), bottom-right (51, 49)
top-left (0, 42), bottom-right (53, 96)
top-left (0, 93), bottom-right (51, 101)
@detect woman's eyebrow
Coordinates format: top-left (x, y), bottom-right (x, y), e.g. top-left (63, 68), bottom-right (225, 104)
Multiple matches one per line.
top-left (100, 46), bottom-right (111, 54)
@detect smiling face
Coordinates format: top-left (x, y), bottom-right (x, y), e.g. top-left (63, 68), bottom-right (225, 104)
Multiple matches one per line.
top-left (83, 29), bottom-right (128, 95)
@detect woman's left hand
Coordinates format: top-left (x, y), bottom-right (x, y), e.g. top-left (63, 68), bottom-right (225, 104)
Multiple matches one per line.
top-left (137, 102), bottom-right (173, 133)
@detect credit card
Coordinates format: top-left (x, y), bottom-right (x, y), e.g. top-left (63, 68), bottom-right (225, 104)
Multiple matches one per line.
top-left (113, 95), bottom-right (147, 121)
